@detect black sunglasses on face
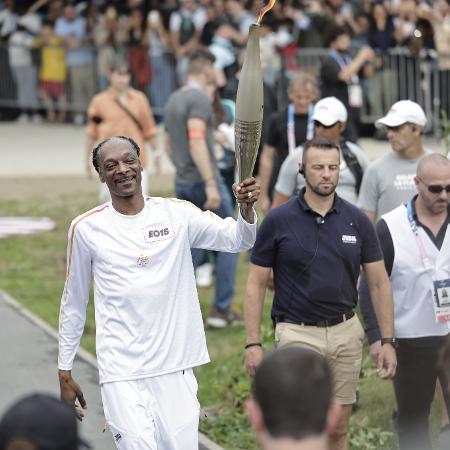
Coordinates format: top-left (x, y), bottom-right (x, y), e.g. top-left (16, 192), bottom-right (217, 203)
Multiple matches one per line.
top-left (314, 120), bottom-right (337, 129)
top-left (418, 177), bottom-right (450, 194)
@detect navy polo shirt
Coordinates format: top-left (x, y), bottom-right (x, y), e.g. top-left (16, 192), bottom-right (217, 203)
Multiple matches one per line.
top-left (251, 189), bottom-right (383, 322)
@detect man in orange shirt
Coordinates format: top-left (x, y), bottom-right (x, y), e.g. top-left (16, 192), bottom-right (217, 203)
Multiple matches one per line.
top-left (86, 59), bottom-right (158, 200)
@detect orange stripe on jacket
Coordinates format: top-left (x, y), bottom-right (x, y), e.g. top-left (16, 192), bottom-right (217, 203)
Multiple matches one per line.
top-left (62, 205), bottom-right (109, 305)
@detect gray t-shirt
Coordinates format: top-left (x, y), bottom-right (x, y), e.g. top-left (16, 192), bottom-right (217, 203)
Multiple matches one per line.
top-left (165, 87), bottom-right (218, 184)
top-left (274, 141), bottom-right (369, 205)
top-left (357, 150), bottom-right (430, 220)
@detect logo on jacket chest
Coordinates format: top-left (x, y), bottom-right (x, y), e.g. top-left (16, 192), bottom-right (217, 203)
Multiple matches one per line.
top-left (136, 253), bottom-right (150, 267)
top-left (342, 234), bottom-right (357, 244)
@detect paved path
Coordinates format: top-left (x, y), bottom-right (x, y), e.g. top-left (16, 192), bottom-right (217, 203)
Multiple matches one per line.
top-left (0, 290), bottom-right (221, 450)
top-left (0, 121), bottom-right (446, 178)
top-left (0, 290), bottom-right (113, 449)
top-left (0, 122), bottom-right (175, 177)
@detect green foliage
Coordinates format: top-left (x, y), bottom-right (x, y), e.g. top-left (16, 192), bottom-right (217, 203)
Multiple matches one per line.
top-left (201, 408), bottom-right (257, 450)
top-left (198, 350), bottom-right (258, 449)
top-left (349, 415), bottom-right (394, 450)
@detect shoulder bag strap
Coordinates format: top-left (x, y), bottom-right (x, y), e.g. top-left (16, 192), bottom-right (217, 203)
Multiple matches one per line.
top-left (341, 142), bottom-right (364, 194)
top-left (114, 98), bottom-right (144, 133)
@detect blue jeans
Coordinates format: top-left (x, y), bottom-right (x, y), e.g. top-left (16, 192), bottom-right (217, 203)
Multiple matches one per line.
top-left (175, 179), bottom-right (239, 311)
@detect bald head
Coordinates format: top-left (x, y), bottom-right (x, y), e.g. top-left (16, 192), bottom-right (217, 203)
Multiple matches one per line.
top-left (415, 153), bottom-right (450, 215)
top-left (417, 153), bottom-right (450, 178)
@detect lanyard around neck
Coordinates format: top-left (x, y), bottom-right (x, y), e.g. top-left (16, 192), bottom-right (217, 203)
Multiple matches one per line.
top-left (329, 49), bottom-right (352, 69)
top-left (407, 200), bottom-right (432, 269)
top-left (287, 104), bottom-right (314, 154)
top-left (329, 50), bottom-right (358, 84)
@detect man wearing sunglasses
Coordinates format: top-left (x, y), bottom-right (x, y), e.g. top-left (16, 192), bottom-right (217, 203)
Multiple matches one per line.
top-left (360, 153), bottom-right (450, 450)
top-left (358, 100), bottom-right (430, 223)
top-left (272, 96), bottom-right (369, 209)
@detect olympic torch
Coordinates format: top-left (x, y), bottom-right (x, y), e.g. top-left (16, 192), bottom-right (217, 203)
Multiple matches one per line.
top-left (234, 23), bottom-right (264, 184)
top-left (235, 0), bottom-right (277, 188)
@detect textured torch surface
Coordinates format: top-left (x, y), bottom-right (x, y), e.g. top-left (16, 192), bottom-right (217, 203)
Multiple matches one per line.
top-left (235, 24), bottom-right (264, 182)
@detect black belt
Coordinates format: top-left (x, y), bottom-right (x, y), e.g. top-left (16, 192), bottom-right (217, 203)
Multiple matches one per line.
top-left (274, 311), bottom-right (355, 328)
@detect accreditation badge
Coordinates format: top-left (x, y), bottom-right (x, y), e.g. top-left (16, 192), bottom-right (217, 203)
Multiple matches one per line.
top-left (432, 278), bottom-right (450, 322)
top-left (348, 84), bottom-right (363, 108)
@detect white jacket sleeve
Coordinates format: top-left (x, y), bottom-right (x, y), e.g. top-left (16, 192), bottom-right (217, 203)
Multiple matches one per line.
top-left (58, 221), bottom-right (92, 370)
top-left (185, 204), bottom-right (257, 252)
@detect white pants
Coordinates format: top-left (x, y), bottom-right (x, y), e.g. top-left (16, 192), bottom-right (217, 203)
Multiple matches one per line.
top-left (101, 369), bottom-right (200, 450)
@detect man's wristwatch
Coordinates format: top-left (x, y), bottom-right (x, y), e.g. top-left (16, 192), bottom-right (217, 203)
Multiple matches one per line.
top-left (381, 337), bottom-right (397, 348)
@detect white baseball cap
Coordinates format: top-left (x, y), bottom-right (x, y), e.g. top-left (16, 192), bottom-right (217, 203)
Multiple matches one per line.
top-left (376, 100), bottom-right (427, 128)
top-left (312, 97), bottom-right (348, 126)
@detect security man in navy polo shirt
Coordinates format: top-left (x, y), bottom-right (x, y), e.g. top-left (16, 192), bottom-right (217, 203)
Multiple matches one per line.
top-left (244, 137), bottom-right (397, 450)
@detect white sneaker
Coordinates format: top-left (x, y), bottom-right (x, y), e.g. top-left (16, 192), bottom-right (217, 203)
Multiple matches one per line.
top-left (195, 263), bottom-right (213, 288)
top-left (16, 114), bottom-right (28, 123)
top-left (73, 114), bottom-right (84, 126)
top-left (31, 114), bottom-right (43, 124)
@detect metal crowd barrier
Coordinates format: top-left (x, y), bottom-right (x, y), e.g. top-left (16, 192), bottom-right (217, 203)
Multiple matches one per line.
top-left (281, 47), bottom-right (450, 138)
top-left (0, 45), bottom-right (176, 119)
top-left (1, 42), bottom-right (449, 138)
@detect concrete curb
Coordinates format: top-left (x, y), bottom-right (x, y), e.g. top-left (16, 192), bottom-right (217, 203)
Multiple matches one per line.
top-left (0, 289), bottom-right (225, 450)
top-left (198, 433), bottom-right (226, 450)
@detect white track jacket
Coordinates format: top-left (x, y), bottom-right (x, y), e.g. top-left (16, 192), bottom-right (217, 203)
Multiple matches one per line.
top-left (58, 197), bottom-right (257, 384)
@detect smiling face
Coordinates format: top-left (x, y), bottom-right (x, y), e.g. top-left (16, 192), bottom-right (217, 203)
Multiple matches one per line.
top-left (97, 138), bottom-right (142, 200)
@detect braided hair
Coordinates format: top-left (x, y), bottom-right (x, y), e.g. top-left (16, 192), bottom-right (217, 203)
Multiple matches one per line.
top-left (92, 136), bottom-right (141, 173)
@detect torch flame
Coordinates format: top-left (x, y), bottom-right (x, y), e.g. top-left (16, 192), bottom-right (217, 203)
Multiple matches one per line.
top-left (257, 0), bottom-right (277, 25)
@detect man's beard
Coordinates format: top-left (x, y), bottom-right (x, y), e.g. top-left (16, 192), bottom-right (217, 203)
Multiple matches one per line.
top-left (306, 179), bottom-right (337, 197)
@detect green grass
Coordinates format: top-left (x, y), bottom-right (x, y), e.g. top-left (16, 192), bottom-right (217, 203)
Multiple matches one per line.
top-left (0, 182), bottom-right (441, 449)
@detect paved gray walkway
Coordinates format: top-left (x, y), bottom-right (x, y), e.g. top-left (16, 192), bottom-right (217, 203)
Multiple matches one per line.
top-left (0, 121), bottom-right (446, 178)
top-left (0, 290), bottom-right (113, 449)
top-left (0, 122), bottom-right (175, 177)
top-left (0, 290), bottom-right (221, 450)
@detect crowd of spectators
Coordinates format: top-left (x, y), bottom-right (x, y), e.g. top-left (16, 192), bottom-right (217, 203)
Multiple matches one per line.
top-left (0, 0), bottom-right (449, 128)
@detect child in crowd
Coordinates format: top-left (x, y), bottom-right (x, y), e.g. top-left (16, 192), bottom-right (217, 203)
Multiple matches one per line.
top-left (35, 21), bottom-right (67, 122)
